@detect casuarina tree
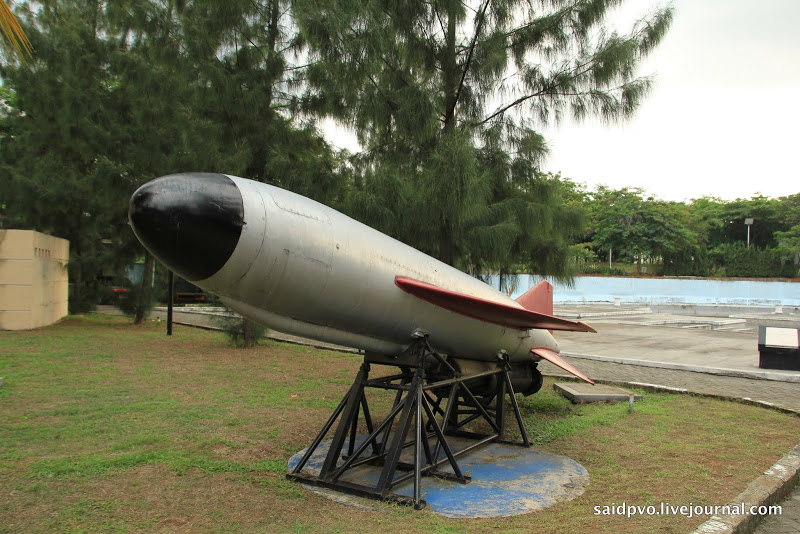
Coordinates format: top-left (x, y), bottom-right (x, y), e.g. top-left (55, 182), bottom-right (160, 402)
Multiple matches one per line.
top-left (295, 0), bottom-right (673, 278)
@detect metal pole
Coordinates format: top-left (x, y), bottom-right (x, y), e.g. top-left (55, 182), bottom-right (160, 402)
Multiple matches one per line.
top-left (167, 270), bottom-right (174, 336)
top-left (745, 218), bottom-right (754, 248)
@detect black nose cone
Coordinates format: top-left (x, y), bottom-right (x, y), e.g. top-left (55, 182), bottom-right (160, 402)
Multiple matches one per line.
top-left (129, 173), bottom-right (244, 281)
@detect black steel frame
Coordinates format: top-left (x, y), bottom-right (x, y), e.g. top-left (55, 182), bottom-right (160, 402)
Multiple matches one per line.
top-left (287, 336), bottom-right (531, 509)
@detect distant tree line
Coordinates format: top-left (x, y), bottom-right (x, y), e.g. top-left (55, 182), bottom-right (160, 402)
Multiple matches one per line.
top-left (567, 183), bottom-right (800, 279)
top-left (8, 0), bottom-right (791, 320)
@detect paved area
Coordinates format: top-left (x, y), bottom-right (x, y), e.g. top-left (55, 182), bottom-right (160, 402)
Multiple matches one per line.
top-left (755, 485), bottom-right (800, 534)
top-left (539, 357), bottom-right (800, 412)
top-left (553, 304), bottom-right (800, 381)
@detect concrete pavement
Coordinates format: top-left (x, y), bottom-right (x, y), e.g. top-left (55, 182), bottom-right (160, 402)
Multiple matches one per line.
top-left (755, 488), bottom-right (800, 534)
top-left (553, 303), bottom-right (800, 382)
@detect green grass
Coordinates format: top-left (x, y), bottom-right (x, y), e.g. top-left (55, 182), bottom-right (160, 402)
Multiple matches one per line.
top-left (519, 385), bottom-right (672, 445)
top-left (1, 314), bottom-right (799, 533)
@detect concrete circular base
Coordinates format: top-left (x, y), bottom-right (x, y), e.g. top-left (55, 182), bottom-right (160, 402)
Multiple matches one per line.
top-left (288, 436), bottom-right (589, 518)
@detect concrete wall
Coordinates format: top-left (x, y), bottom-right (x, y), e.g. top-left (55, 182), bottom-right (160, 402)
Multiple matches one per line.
top-left (0, 230), bottom-right (69, 330)
top-left (485, 274), bottom-right (800, 307)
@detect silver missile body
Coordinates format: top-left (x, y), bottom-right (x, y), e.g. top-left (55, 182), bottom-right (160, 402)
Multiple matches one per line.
top-left (204, 176), bottom-right (556, 362)
top-left (129, 173), bottom-right (559, 363)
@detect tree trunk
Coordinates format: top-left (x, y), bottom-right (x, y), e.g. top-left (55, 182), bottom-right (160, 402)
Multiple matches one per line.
top-left (242, 319), bottom-right (256, 348)
top-left (442, 8), bottom-right (458, 132)
top-left (436, 8), bottom-right (458, 266)
top-left (438, 217), bottom-right (454, 266)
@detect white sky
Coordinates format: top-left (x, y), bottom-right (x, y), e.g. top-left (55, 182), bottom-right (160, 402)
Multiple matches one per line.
top-left (541, 0), bottom-right (800, 202)
top-left (323, 0), bottom-right (800, 202)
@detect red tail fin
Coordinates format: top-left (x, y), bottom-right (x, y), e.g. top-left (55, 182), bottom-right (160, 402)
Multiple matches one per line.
top-left (515, 280), bottom-right (553, 315)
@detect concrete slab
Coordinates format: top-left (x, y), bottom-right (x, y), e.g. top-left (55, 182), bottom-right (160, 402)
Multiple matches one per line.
top-left (554, 382), bottom-right (643, 403)
top-left (554, 319), bottom-right (800, 381)
top-left (287, 435), bottom-right (589, 518)
top-left (617, 316), bottom-right (748, 330)
top-left (553, 305), bottom-right (653, 319)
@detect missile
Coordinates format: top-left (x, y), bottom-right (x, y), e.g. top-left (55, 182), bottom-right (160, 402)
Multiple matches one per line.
top-left (128, 173), bottom-right (595, 392)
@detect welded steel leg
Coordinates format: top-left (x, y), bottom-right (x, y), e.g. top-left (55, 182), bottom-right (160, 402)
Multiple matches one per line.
top-left (496, 368), bottom-right (507, 441)
top-left (413, 382), bottom-right (423, 508)
top-left (360, 393), bottom-right (379, 455)
top-left (319, 363), bottom-right (370, 480)
top-left (376, 374), bottom-right (420, 493)
top-left (421, 395), bottom-right (465, 481)
top-left (419, 399), bottom-right (435, 466)
top-left (378, 378), bottom-right (408, 456)
top-left (433, 383), bottom-right (459, 461)
top-left (503, 366), bottom-right (531, 447)
top-left (346, 400), bottom-right (360, 457)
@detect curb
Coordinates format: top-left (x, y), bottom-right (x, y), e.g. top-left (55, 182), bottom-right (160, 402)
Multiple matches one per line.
top-left (625, 382), bottom-right (800, 417)
top-left (562, 352), bottom-right (800, 384)
top-left (692, 444), bottom-right (800, 534)
top-left (544, 372), bottom-right (800, 534)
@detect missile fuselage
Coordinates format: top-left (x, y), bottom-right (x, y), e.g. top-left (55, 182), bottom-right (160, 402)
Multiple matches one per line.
top-left (128, 172), bottom-right (598, 508)
top-left (129, 173), bottom-right (559, 366)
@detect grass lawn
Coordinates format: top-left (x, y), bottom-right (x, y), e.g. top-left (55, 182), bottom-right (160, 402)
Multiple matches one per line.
top-left (1, 315), bottom-right (798, 533)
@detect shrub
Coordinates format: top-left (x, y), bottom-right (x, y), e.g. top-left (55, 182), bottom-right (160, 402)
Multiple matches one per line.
top-left (580, 264), bottom-right (627, 276)
top-left (215, 312), bottom-right (266, 348)
top-left (711, 243), bottom-right (787, 277)
top-left (662, 249), bottom-right (709, 277)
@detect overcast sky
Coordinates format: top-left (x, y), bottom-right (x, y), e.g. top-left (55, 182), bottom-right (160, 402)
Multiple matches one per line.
top-left (541, 0), bottom-right (800, 201)
top-left (323, 0), bottom-right (800, 202)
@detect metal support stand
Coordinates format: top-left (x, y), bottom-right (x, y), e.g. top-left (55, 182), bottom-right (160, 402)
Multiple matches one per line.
top-left (287, 337), bottom-right (530, 509)
top-left (167, 270), bottom-right (174, 336)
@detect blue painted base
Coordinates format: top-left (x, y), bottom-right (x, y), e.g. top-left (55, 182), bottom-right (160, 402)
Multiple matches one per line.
top-left (288, 436), bottom-right (589, 518)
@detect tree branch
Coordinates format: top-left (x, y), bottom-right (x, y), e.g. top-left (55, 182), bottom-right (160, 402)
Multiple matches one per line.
top-left (450, 0), bottom-right (491, 120)
top-left (475, 52), bottom-right (614, 127)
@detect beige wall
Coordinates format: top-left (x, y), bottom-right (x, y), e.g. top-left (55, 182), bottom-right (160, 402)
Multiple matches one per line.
top-left (0, 230), bottom-right (69, 330)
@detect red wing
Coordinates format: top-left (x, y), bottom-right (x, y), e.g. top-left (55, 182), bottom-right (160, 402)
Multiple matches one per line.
top-left (531, 347), bottom-right (594, 384)
top-left (395, 276), bottom-right (595, 333)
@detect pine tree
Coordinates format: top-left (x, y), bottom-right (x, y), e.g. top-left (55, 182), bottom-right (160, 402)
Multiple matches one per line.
top-left (105, 0), bottom-right (343, 327)
top-left (142, 0), bottom-right (345, 204)
top-left (295, 0), bottom-right (672, 277)
top-left (1, 0), bottom-right (129, 312)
